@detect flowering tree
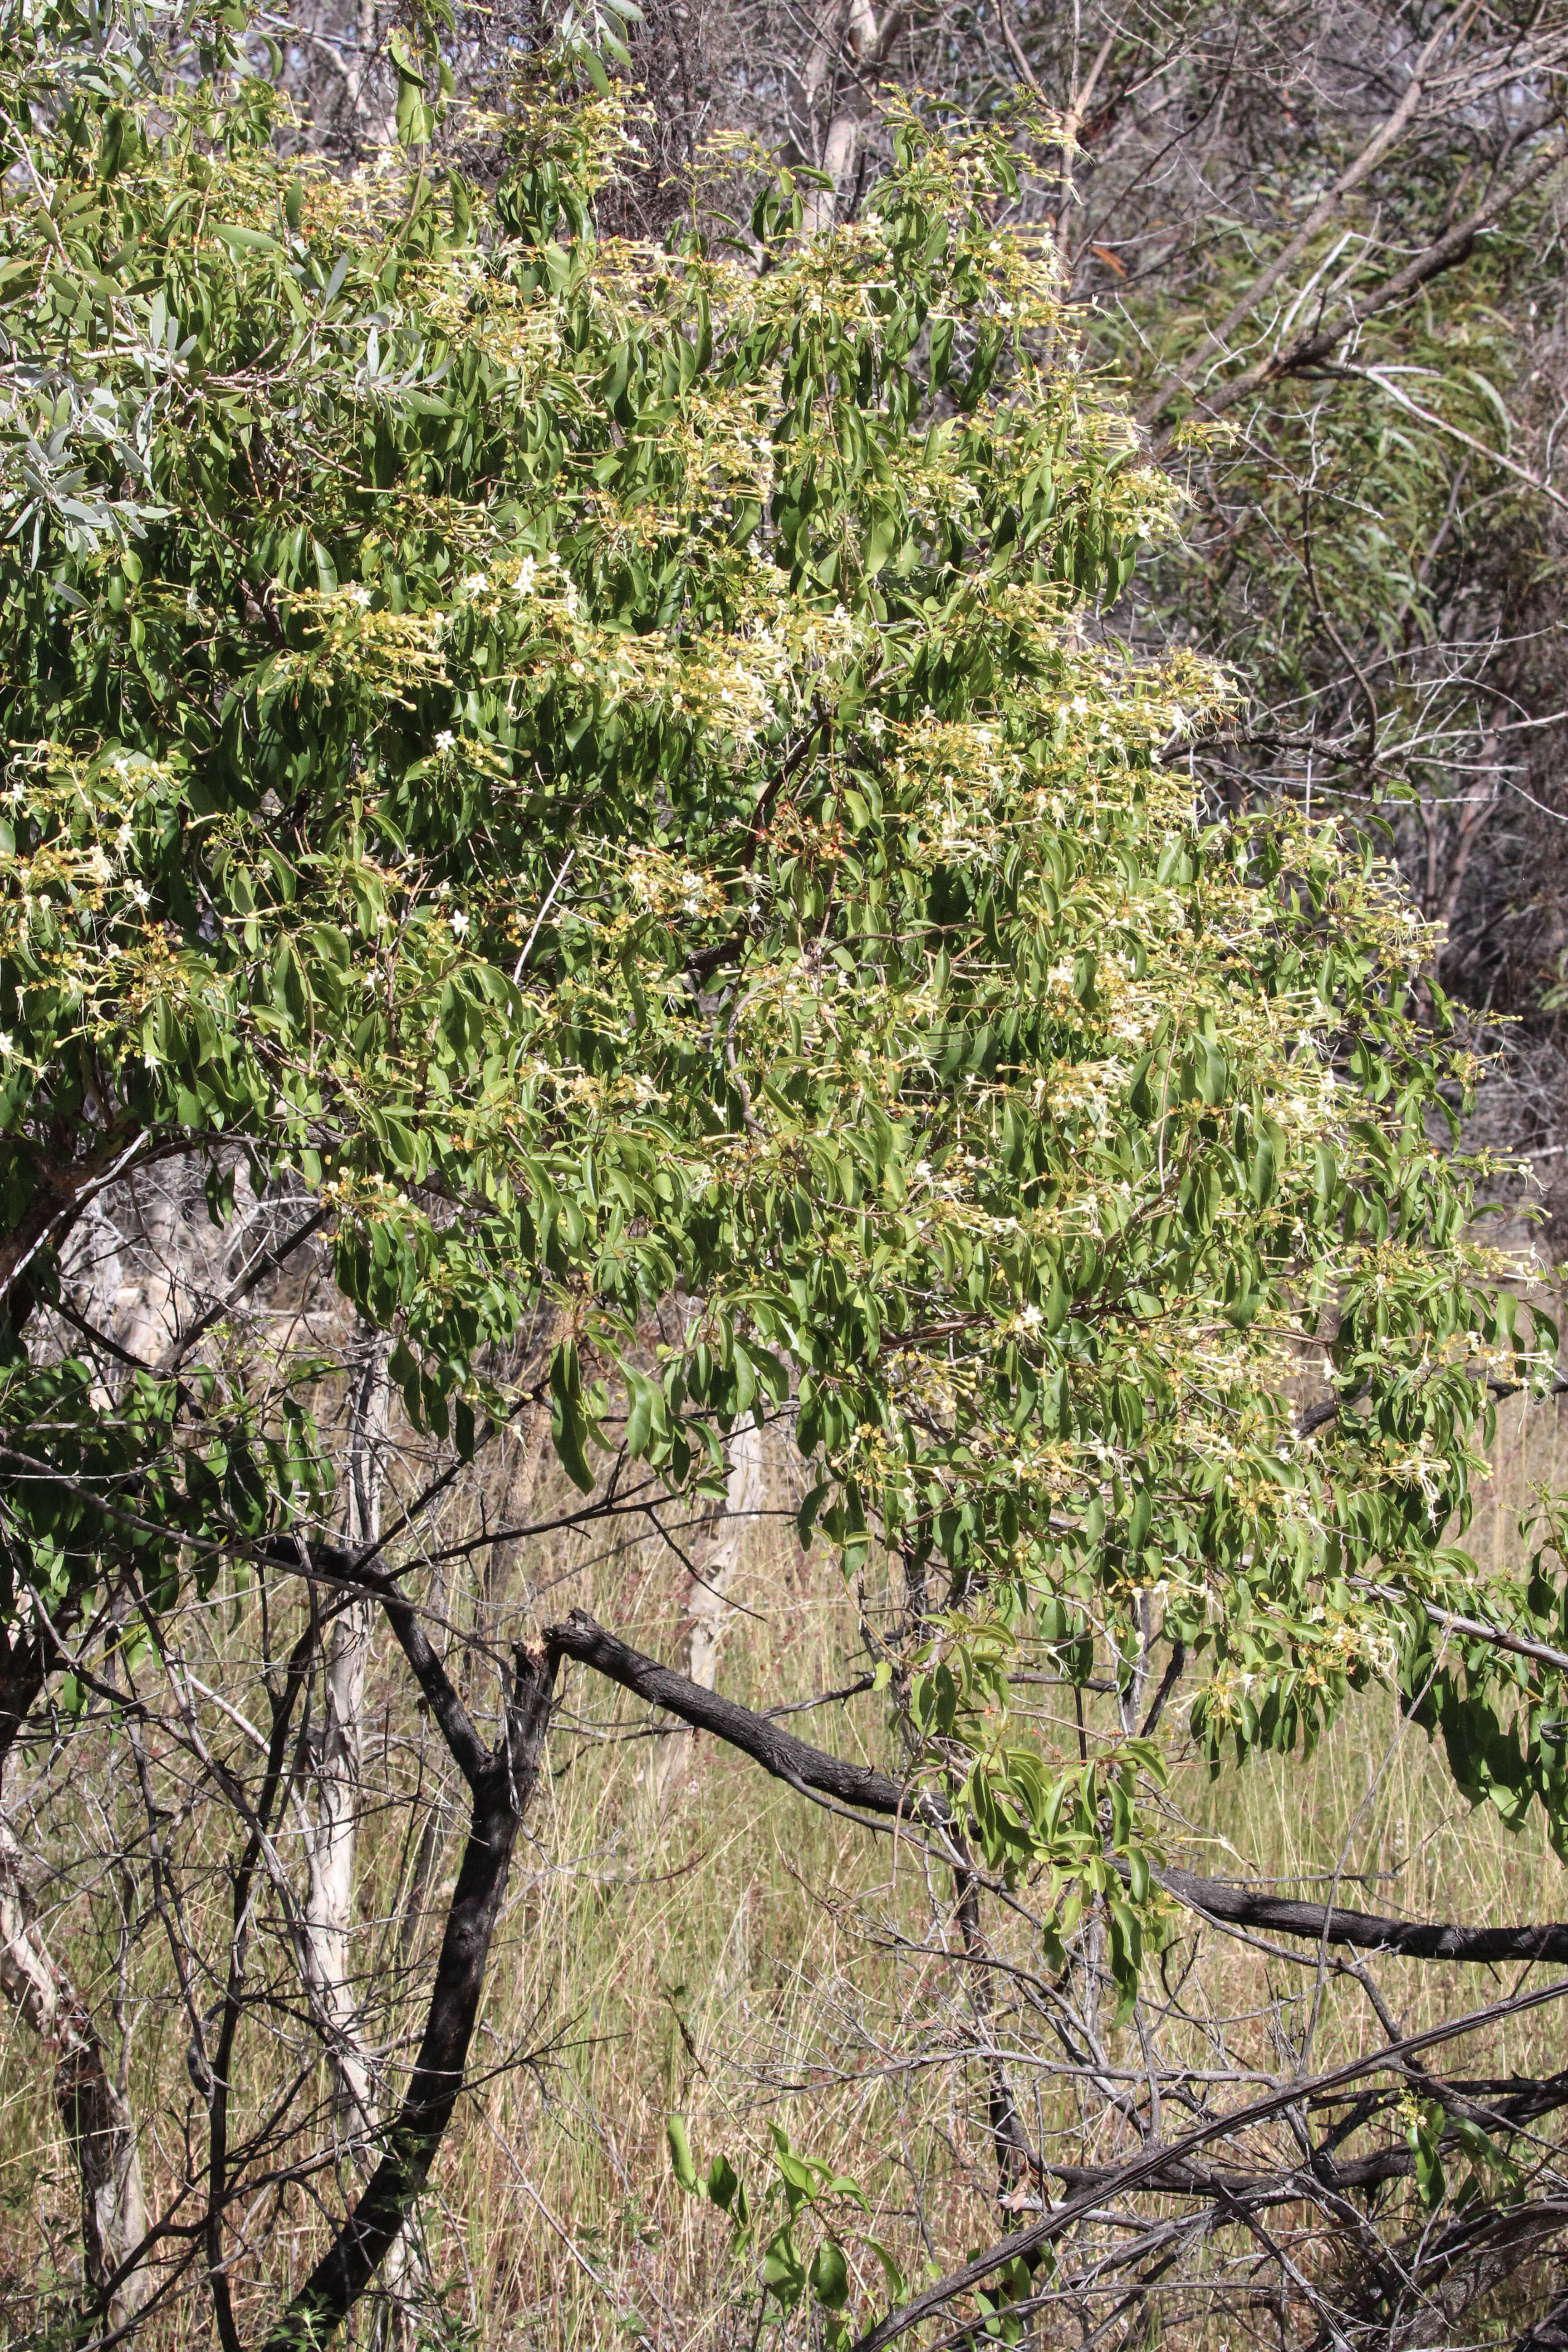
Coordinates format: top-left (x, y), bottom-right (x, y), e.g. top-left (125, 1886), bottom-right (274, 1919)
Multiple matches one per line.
top-left (0, 2), bottom-right (1563, 2342)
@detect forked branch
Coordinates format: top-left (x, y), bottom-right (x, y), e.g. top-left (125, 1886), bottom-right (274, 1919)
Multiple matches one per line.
top-left (259, 1640), bottom-right (556, 2352)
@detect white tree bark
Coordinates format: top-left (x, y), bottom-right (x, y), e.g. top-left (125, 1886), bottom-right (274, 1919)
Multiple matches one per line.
top-left (798, 0), bottom-right (886, 232)
top-left (652, 1421), bottom-right (768, 1808)
top-left (299, 1331), bottom-right (389, 2147)
top-left (294, 1324), bottom-right (426, 2338)
top-left (0, 1823), bottom-right (149, 2327)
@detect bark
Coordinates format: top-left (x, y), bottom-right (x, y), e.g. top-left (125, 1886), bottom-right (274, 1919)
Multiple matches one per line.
top-left (1519, 2290), bottom-right (1568, 2352)
top-left (549, 1608), bottom-right (948, 1824)
top-left (0, 1823), bottom-right (149, 2327)
top-left (0, 1618), bottom-right (50, 1783)
top-left (802, 111), bottom-right (860, 232)
top-left (299, 1328), bottom-right (391, 2146)
top-left (554, 1611), bottom-right (1568, 1950)
top-left (952, 1861), bottom-right (1031, 2204)
top-left (652, 1421), bottom-right (765, 1808)
top-left (1147, 1862), bottom-right (1568, 1965)
top-left (795, 0), bottom-right (900, 231)
top-left (260, 1640), bottom-right (557, 2352)
top-left (295, 1329), bottom-right (426, 2344)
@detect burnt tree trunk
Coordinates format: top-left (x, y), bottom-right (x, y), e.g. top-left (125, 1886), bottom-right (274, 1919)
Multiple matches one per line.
top-left (260, 1638), bottom-right (556, 2352)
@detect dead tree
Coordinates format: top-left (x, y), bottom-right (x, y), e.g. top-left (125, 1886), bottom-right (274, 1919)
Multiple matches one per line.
top-left (0, 1822), bottom-right (149, 2328)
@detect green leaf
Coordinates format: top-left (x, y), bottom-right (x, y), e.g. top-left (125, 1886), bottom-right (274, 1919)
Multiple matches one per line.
top-left (809, 2242), bottom-right (849, 2309)
top-left (666, 2117), bottom-right (698, 2194)
top-left (213, 223), bottom-right (280, 254)
top-left (706, 2153), bottom-right (740, 2212)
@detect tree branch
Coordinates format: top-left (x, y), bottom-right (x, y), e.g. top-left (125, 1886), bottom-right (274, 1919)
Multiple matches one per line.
top-left (1151, 1861), bottom-right (1568, 1964)
top-left (259, 1641), bottom-right (556, 2352)
top-left (1137, 4), bottom-right (1469, 431)
top-left (1148, 127), bottom-right (1568, 447)
top-left (556, 1608), bottom-right (1568, 1979)
top-left (852, 1975), bottom-right (1568, 2351)
top-left (546, 1608), bottom-right (948, 1826)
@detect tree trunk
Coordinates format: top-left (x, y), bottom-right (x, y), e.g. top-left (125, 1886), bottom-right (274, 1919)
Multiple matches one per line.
top-left (0, 1823), bottom-right (149, 2327)
top-left (802, 111), bottom-right (860, 232)
top-left (300, 1328), bottom-right (390, 2145)
top-left (796, 0), bottom-right (896, 231)
top-left (297, 1328), bottom-right (422, 2341)
top-left (652, 1420), bottom-right (766, 1809)
top-left (262, 1642), bottom-right (558, 2352)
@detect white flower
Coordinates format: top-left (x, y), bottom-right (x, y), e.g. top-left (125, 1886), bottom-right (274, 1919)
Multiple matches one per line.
top-left (462, 573), bottom-right (488, 597)
top-left (0, 1033), bottom-right (13, 1057)
top-left (516, 556), bottom-right (538, 598)
top-left (128, 880), bottom-right (150, 909)
top-left (450, 909), bottom-right (470, 938)
top-left (435, 729), bottom-right (456, 754)
top-left (347, 584), bottom-right (373, 609)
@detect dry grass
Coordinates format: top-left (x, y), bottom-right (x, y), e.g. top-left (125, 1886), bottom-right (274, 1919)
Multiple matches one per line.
top-left (1, 1382), bottom-right (1567, 2350)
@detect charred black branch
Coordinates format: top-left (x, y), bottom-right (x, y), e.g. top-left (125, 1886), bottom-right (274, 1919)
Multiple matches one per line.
top-left (546, 1608), bottom-right (950, 1828)
top-left (259, 1642), bottom-right (556, 2352)
top-left (852, 1975), bottom-right (1568, 2352)
top-left (548, 1612), bottom-right (1040, 2199)
top-left (1153, 1863), bottom-right (1568, 1966)
top-left (550, 1611), bottom-right (1568, 1971)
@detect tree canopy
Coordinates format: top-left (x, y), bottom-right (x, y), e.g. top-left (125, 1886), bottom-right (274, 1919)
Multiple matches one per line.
top-left (1, 3), bottom-right (1565, 2341)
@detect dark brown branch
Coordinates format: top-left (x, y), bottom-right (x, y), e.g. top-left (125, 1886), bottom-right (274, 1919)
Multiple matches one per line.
top-left (1149, 128), bottom-right (1568, 448)
top-left (681, 709), bottom-right (833, 989)
top-left (263, 1538), bottom-right (489, 1789)
top-left (549, 1613), bottom-right (1037, 2201)
top-left (0, 1620), bottom-right (49, 1782)
top-left (952, 1861), bottom-right (1031, 2203)
top-left (551, 1611), bottom-right (1568, 1972)
top-left (1047, 2062), bottom-right (1568, 2205)
top-left (545, 1608), bottom-right (950, 1827)
top-left (1134, 5), bottom-right (1462, 431)
top-left (1517, 2284), bottom-right (1568, 2352)
top-left (0, 1591), bottom-right (85, 1779)
top-left (259, 1641), bottom-right (556, 2352)
top-left (1152, 1862), bottom-right (1568, 1965)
